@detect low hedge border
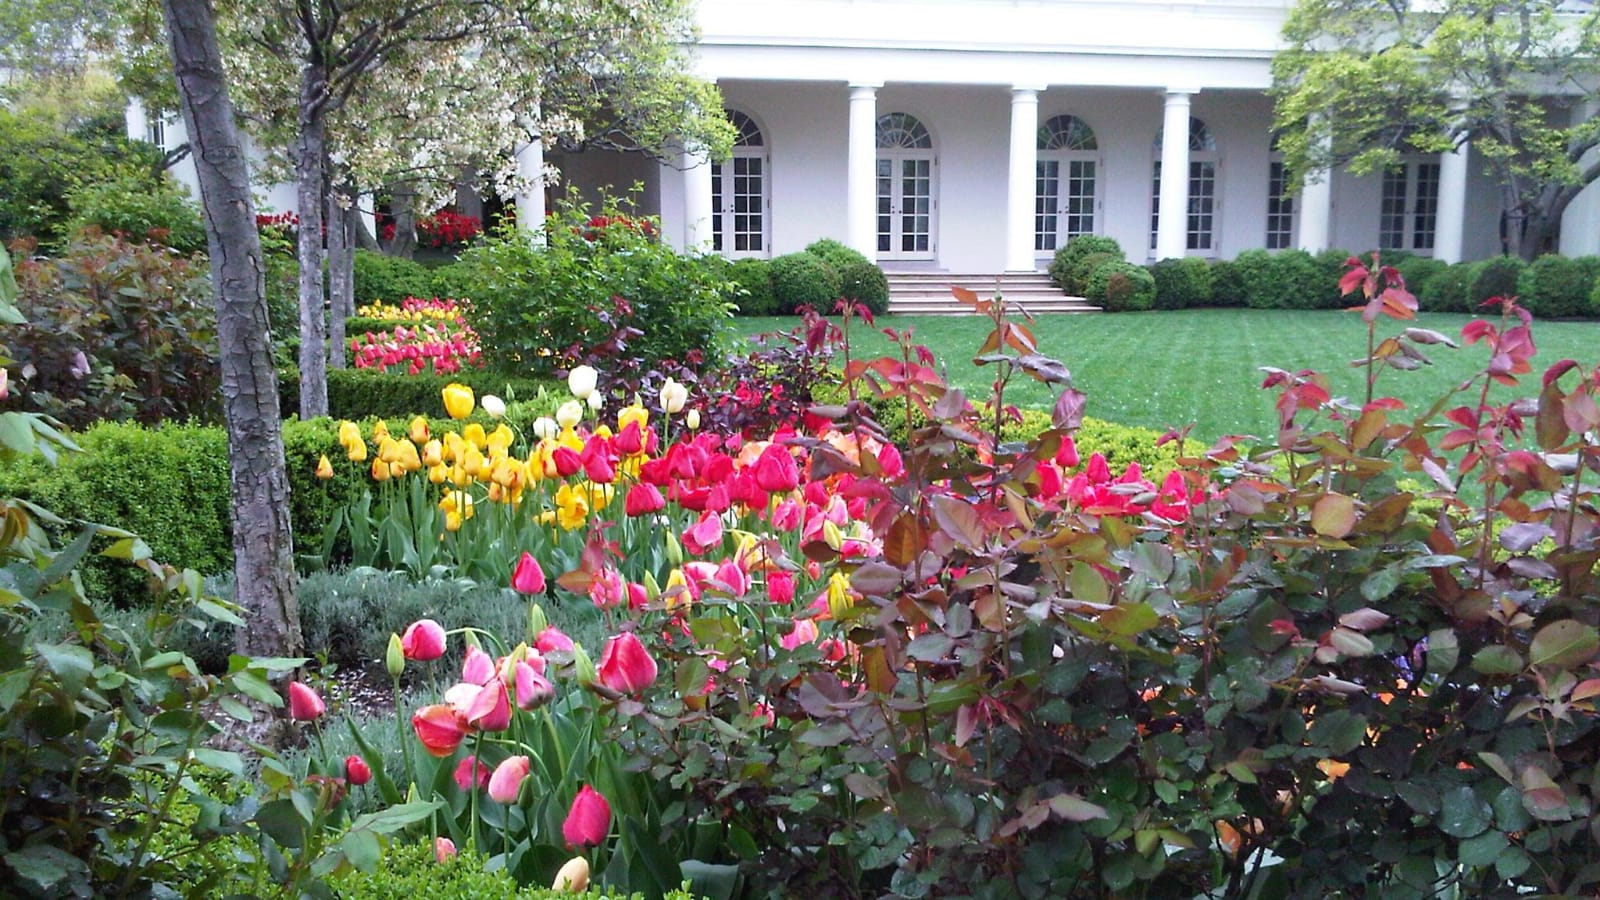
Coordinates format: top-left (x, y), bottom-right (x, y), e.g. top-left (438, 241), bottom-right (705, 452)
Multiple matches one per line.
top-left (280, 367), bottom-right (558, 421)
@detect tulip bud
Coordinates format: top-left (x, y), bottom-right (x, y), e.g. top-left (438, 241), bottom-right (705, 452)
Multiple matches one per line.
top-left (685, 408), bottom-right (701, 430)
top-left (567, 365), bottom-right (598, 400)
top-left (408, 415), bottom-right (430, 444)
top-left (527, 603), bottom-right (549, 640)
top-left (826, 571), bottom-right (853, 621)
top-left (556, 400), bottom-right (583, 430)
top-left (532, 417), bottom-right (558, 440)
top-left (822, 519), bottom-right (844, 551)
top-left (551, 856), bottom-right (590, 892)
top-left (386, 633), bottom-right (406, 679)
top-left (344, 754), bottom-right (372, 786)
top-left (338, 420), bottom-right (361, 448)
top-left (642, 570), bottom-right (661, 601)
top-left (571, 643), bottom-right (597, 686)
top-left (480, 394), bottom-right (506, 418)
top-left (346, 438), bottom-right (368, 463)
top-left (401, 618), bottom-right (447, 661)
top-left (287, 681), bottom-right (326, 721)
top-left (441, 382), bottom-right (474, 419)
top-left (511, 552), bottom-right (547, 595)
top-left (665, 530), bottom-right (683, 566)
top-left (587, 391), bottom-right (604, 411)
top-left (659, 378), bottom-right (687, 414)
top-left (596, 632), bottom-right (658, 695)
top-left (434, 837), bottom-right (457, 863)
top-left (315, 454), bottom-right (334, 480)
top-left (561, 784), bottom-right (612, 848)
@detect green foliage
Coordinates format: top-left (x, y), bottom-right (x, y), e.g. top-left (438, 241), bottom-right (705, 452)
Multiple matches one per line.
top-left (264, 247), bottom-right (301, 370)
top-left (726, 258), bottom-right (778, 316)
top-left (334, 840), bottom-right (698, 899)
top-left (1206, 257), bottom-right (1246, 307)
top-left (427, 260), bottom-right (476, 302)
top-left (0, 102), bottom-right (166, 244)
top-left (0, 422), bottom-right (233, 604)
top-left (1084, 259), bottom-right (1155, 312)
top-left (5, 229), bottom-right (220, 427)
top-left (454, 196), bottom-right (735, 374)
top-left (768, 251), bottom-right (840, 315)
top-left (1393, 255), bottom-right (1448, 302)
top-left (836, 259), bottom-right (890, 315)
top-left (1147, 257), bottom-right (1212, 310)
top-left (1237, 248), bottom-right (1334, 310)
top-left (61, 173), bottom-right (206, 253)
top-left (1235, 248), bottom-right (1279, 308)
top-left (1063, 251), bottom-right (1119, 298)
top-left (802, 237), bottom-right (870, 272)
top-left (279, 366), bottom-right (557, 422)
top-left (1516, 253), bottom-right (1600, 318)
top-left (1048, 234), bottom-right (1123, 293)
top-left (1470, 255), bottom-right (1528, 308)
top-left (1421, 260), bottom-right (1476, 313)
top-left (353, 249), bottom-right (437, 304)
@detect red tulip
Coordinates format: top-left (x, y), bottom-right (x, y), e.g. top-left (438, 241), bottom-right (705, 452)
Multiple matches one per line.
top-left (412, 704), bottom-right (470, 757)
top-left (752, 444), bottom-right (800, 493)
top-left (344, 755), bottom-right (372, 786)
top-left (511, 552), bottom-right (547, 595)
top-left (597, 632), bottom-right (658, 695)
top-left (767, 570), bottom-right (796, 605)
top-left (550, 446), bottom-right (582, 477)
top-left (287, 681), bottom-right (326, 722)
top-left (624, 482), bottom-right (665, 517)
top-left (400, 618), bottom-right (447, 661)
top-left (455, 755), bottom-right (491, 791)
top-left (487, 755), bottom-right (530, 803)
top-left (562, 784), bottom-right (612, 848)
top-left (681, 512), bottom-right (722, 555)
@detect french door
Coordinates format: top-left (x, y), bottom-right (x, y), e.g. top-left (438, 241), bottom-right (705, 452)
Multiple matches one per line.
top-left (876, 154), bottom-right (936, 259)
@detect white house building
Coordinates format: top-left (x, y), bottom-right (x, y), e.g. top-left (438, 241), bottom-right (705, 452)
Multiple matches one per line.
top-left (142, 0), bottom-right (1600, 273)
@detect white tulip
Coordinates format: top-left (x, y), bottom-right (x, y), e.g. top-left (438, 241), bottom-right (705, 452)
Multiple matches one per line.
top-left (480, 394), bottom-right (506, 418)
top-left (685, 408), bottom-right (701, 430)
top-left (531, 417), bottom-right (558, 440)
top-left (587, 391), bottom-right (604, 411)
top-left (659, 378), bottom-right (688, 415)
top-left (567, 364), bottom-right (598, 400)
top-left (555, 400), bottom-right (584, 430)
top-left (551, 856), bottom-right (590, 892)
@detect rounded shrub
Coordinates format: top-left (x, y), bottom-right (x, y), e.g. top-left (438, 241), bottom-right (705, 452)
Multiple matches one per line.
top-left (727, 258), bottom-right (778, 315)
top-left (1516, 254), bottom-right (1600, 318)
top-left (769, 251), bottom-right (841, 314)
top-left (1315, 249), bottom-right (1355, 306)
top-left (1420, 261), bottom-right (1475, 313)
top-left (1207, 259), bottom-right (1246, 307)
top-left (837, 259), bottom-right (890, 315)
top-left (1267, 249), bottom-right (1329, 309)
top-left (1049, 235), bottom-right (1124, 294)
top-left (1393, 257), bottom-right (1448, 303)
top-left (1085, 259), bottom-right (1156, 312)
top-left (1233, 249), bottom-right (1278, 309)
top-left (1065, 251), bottom-right (1119, 299)
top-left (1470, 255), bottom-right (1527, 308)
top-left (803, 238), bottom-right (871, 272)
top-left (353, 248), bottom-right (436, 304)
top-left (1148, 257), bottom-right (1212, 310)
top-left (62, 174), bottom-right (207, 254)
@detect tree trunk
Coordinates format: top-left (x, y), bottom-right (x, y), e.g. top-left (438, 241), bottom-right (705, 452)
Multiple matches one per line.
top-left (295, 65), bottom-right (329, 419)
top-left (326, 181), bottom-right (353, 371)
top-left (161, 0), bottom-right (302, 661)
top-left (386, 183), bottom-right (418, 259)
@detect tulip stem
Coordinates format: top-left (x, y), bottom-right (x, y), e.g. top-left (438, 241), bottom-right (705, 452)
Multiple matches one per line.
top-left (394, 676), bottom-right (412, 793)
top-left (469, 731), bottom-right (484, 852)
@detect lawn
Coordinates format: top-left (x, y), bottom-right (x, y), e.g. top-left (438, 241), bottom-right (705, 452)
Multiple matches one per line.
top-left (739, 308), bottom-right (1600, 441)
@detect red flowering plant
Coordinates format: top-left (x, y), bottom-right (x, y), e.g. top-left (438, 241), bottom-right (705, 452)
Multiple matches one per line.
top-left (417, 209), bottom-right (483, 250)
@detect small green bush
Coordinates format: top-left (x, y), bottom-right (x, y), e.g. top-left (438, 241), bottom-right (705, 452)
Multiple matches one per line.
top-left (769, 251), bottom-right (840, 315)
top-left (837, 259), bottom-right (890, 315)
top-left (727, 258), bottom-right (778, 316)
top-left (1207, 259), bottom-right (1246, 307)
top-left (62, 174), bottom-right (207, 254)
top-left (353, 249), bottom-right (436, 304)
top-left (1393, 256), bottom-right (1448, 303)
top-left (428, 260), bottom-right (477, 301)
top-left (1148, 257), bottom-right (1212, 310)
top-left (1233, 249), bottom-right (1278, 309)
top-left (1085, 259), bottom-right (1156, 312)
top-left (803, 238), bottom-right (871, 272)
top-left (1420, 261), bottom-right (1475, 313)
top-left (1269, 249), bottom-right (1329, 309)
top-left (1048, 234), bottom-right (1123, 294)
top-left (1313, 249), bottom-right (1354, 307)
top-left (1064, 251), bottom-right (1119, 299)
top-left (1469, 255), bottom-right (1527, 308)
top-left (1516, 254), bottom-right (1600, 318)
top-left (334, 839), bottom-right (698, 899)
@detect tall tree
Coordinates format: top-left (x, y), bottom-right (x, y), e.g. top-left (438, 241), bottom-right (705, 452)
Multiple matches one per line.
top-left (162, 0), bottom-right (302, 660)
top-left (1272, 0), bottom-right (1600, 259)
top-left (214, 0), bottom-right (733, 419)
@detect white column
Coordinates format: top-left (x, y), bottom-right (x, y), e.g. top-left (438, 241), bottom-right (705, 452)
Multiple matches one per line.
top-left (1155, 89), bottom-right (1196, 261)
top-left (1006, 87), bottom-right (1044, 272)
top-left (1433, 138), bottom-right (1469, 264)
top-left (1560, 101), bottom-right (1600, 257)
top-left (1297, 174), bottom-right (1332, 254)
top-left (683, 146), bottom-right (715, 251)
top-left (847, 83), bottom-right (882, 259)
top-left (514, 135), bottom-right (547, 244)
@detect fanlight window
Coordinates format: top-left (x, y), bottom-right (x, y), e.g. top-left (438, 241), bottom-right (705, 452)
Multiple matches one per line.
top-left (1152, 117), bottom-right (1216, 152)
top-left (876, 113), bottom-right (932, 150)
top-left (1038, 115), bottom-right (1097, 152)
top-left (729, 110), bottom-right (763, 147)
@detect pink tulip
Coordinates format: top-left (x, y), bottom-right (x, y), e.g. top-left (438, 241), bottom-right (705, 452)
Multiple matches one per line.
top-left (562, 785), bottom-right (612, 848)
top-left (287, 681), bottom-right (326, 721)
top-left (465, 678), bottom-right (512, 731)
top-left (487, 755), bottom-right (530, 803)
top-left (455, 755), bottom-right (491, 792)
top-left (511, 552), bottom-right (547, 595)
top-left (513, 660), bottom-right (555, 710)
top-left (589, 567), bottom-right (626, 610)
top-left (434, 837), bottom-right (457, 863)
top-left (461, 645), bottom-right (495, 685)
top-left (344, 755), bottom-right (372, 786)
top-left (781, 617), bottom-right (819, 650)
top-left (535, 626), bottom-right (575, 655)
top-left (767, 570), bottom-right (796, 605)
top-left (752, 444), bottom-right (800, 493)
top-left (400, 619), bottom-right (447, 661)
top-left (715, 560), bottom-right (750, 597)
top-left (412, 704), bottom-right (470, 757)
top-left (597, 633), bottom-right (658, 695)
top-left (624, 482), bottom-right (666, 517)
top-left (681, 512), bottom-right (723, 555)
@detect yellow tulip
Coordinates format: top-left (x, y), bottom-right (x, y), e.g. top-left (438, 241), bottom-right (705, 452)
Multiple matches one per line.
top-left (490, 423), bottom-right (515, 449)
top-left (370, 457), bottom-right (390, 482)
top-left (827, 571), bottom-right (853, 620)
top-left (389, 461), bottom-right (406, 480)
top-left (372, 419), bottom-right (391, 441)
top-left (408, 415), bottom-right (430, 444)
top-left (421, 439), bottom-right (444, 467)
top-left (617, 403), bottom-right (649, 434)
top-left (462, 422), bottom-right (488, 450)
top-left (428, 463), bottom-right (449, 484)
top-left (450, 464), bottom-right (473, 488)
top-left (378, 436), bottom-right (402, 464)
top-left (337, 420), bottom-right (361, 448)
top-left (554, 483), bottom-right (589, 531)
top-left (346, 438), bottom-right (368, 463)
top-left (315, 454), bottom-right (334, 480)
top-left (442, 382), bottom-right (475, 420)
top-left (442, 431), bottom-right (465, 464)
top-left (444, 511), bottom-right (464, 532)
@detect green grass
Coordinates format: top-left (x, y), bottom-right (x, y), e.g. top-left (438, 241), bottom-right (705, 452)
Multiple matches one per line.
top-left (740, 309), bottom-right (1600, 442)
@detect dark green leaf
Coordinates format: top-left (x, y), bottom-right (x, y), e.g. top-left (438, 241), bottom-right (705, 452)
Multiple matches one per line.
top-left (1438, 785), bottom-right (1492, 838)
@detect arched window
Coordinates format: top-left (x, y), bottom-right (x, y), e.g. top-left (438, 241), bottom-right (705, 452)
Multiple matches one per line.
top-left (1150, 117), bottom-right (1220, 254)
top-left (875, 113), bottom-right (936, 257)
top-left (1035, 115), bottom-right (1099, 252)
top-left (712, 110), bottom-right (769, 256)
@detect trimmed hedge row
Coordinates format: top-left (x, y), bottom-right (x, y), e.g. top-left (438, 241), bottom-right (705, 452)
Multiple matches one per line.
top-left (280, 366), bottom-right (558, 421)
top-left (727, 239), bottom-right (890, 316)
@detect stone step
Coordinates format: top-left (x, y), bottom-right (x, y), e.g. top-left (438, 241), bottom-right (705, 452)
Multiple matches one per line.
top-left (887, 297), bottom-right (1100, 316)
top-left (883, 271), bottom-right (1099, 315)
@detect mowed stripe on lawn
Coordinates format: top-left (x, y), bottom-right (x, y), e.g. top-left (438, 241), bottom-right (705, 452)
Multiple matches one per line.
top-left (739, 309), bottom-right (1600, 441)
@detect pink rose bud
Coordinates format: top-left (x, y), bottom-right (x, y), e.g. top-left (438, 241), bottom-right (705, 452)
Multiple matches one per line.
top-left (287, 681), bottom-right (325, 721)
top-left (344, 755), bottom-right (372, 786)
top-left (596, 632), bottom-right (658, 695)
top-left (487, 755), bottom-right (530, 803)
top-left (400, 618), bottom-right (447, 661)
top-left (562, 784), bottom-right (612, 848)
top-left (511, 551), bottom-right (547, 595)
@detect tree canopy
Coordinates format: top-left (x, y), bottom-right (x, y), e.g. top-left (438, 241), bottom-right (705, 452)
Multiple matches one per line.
top-left (1271, 0), bottom-right (1600, 259)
